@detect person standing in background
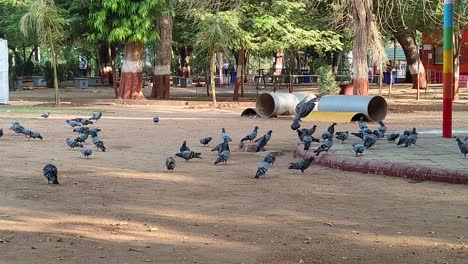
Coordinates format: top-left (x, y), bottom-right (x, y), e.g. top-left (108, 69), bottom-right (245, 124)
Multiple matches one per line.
top-left (79, 58), bottom-right (87, 77)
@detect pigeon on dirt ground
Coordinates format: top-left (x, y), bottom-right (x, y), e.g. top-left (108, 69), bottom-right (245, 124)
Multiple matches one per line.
top-left (386, 133), bottom-right (400, 142)
top-left (240, 126), bottom-right (258, 142)
top-left (176, 150), bottom-right (202, 161)
top-left (200, 137), bottom-right (212, 146)
top-left (288, 157), bottom-right (315, 173)
top-left (92, 137), bottom-right (107, 152)
top-left (255, 161), bottom-right (270, 178)
top-left (221, 128), bottom-right (232, 142)
top-left (41, 112), bottom-right (50, 118)
top-left (378, 121), bottom-right (387, 135)
top-left (180, 140), bottom-right (190, 152)
top-left (291, 97), bottom-right (317, 130)
top-left (263, 152), bottom-right (276, 165)
top-left (165, 157), bottom-right (176, 170)
top-left (255, 130), bottom-right (273, 152)
top-left (352, 143), bottom-right (365, 156)
top-left (313, 138), bottom-right (333, 156)
top-left (397, 130), bottom-right (411, 146)
top-left (404, 128), bottom-right (418, 147)
top-left (66, 120), bottom-right (81, 128)
top-left (456, 138), bottom-right (468, 157)
top-left (66, 138), bottom-right (83, 149)
top-left (90, 112), bottom-right (102, 121)
top-left (214, 141), bottom-right (231, 165)
top-left (73, 126), bottom-right (89, 133)
top-left (80, 148), bottom-right (93, 158)
top-left (358, 116), bottom-right (368, 130)
top-left (363, 133), bottom-right (378, 149)
top-left (28, 131), bottom-right (43, 140)
top-left (80, 119), bottom-right (94, 126)
top-left (211, 142), bottom-right (224, 154)
top-left (43, 164), bottom-right (59, 184)
top-left (153, 116), bottom-right (159, 124)
top-left (335, 131), bottom-right (349, 143)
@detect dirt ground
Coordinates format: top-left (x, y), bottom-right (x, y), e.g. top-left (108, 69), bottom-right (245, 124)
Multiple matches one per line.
top-left (1, 87), bottom-right (468, 264)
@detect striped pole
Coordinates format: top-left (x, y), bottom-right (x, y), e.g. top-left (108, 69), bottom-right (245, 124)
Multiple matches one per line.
top-left (442, 0), bottom-right (453, 138)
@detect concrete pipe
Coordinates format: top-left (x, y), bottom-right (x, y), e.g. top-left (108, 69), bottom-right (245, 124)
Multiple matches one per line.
top-left (317, 95), bottom-right (387, 121)
top-left (255, 93), bottom-right (316, 118)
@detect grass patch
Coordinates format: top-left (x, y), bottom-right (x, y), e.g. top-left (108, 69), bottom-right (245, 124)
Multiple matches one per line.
top-left (0, 105), bottom-right (108, 116)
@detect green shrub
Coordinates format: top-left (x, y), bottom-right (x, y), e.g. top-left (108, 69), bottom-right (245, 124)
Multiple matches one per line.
top-left (317, 66), bottom-right (339, 95)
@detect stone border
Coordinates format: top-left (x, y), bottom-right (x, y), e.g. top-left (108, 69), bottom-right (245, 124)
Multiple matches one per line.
top-left (296, 145), bottom-right (468, 185)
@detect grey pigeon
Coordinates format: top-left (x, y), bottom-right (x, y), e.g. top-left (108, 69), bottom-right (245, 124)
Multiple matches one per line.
top-left (66, 138), bottom-right (83, 149)
top-left (175, 150), bottom-right (202, 161)
top-left (263, 152), bottom-right (276, 165)
top-left (0, 128), bottom-right (3, 138)
top-left (221, 128), bottom-right (232, 142)
top-left (327, 123), bottom-right (337, 135)
top-left (28, 131), bottom-right (43, 140)
top-left (66, 120), bottom-right (81, 127)
top-left (200, 137), bottom-right (212, 146)
top-left (71, 117), bottom-right (84, 123)
top-left (80, 119), bottom-right (93, 126)
top-left (180, 140), bottom-right (190, 152)
top-left (73, 126), bottom-right (89, 133)
top-left (255, 130), bottom-right (272, 152)
top-left (43, 164), bottom-right (59, 184)
top-left (80, 148), bottom-right (93, 158)
top-left (165, 157), bottom-right (176, 170)
top-left (386, 133), bottom-right (400, 142)
top-left (255, 161), bottom-right (270, 178)
top-left (397, 130), bottom-right (411, 146)
top-left (92, 137), bottom-right (106, 152)
top-left (297, 129), bottom-right (320, 143)
top-left (41, 112), bottom-right (50, 118)
top-left (352, 143), bottom-right (365, 156)
top-left (456, 138), bottom-right (468, 157)
top-left (363, 133), bottom-right (377, 149)
top-left (358, 116), bottom-right (367, 130)
top-left (214, 141), bottom-right (231, 164)
top-left (90, 112), bottom-right (102, 121)
top-left (89, 127), bottom-right (101, 134)
top-left (240, 126), bottom-right (258, 142)
top-left (153, 116), bottom-right (159, 124)
top-left (378, 121), bottom-right (387, 135)
top-left (321, 130), bottom-right (331, 141)
top-left (313, 138), bottom-right (333, 156)
top-left (404, 128), bottom-right (417, 147)
top-left (303, 132), bottom-right (313, 151)
top-left (335, 131), bottom-right (349, 143)
top-left (21, 128), bottom-right (31, 137)
top-left (288, 157), bottom-right (314, 173)
top-left (373, 129), bottom-right (384, 139)
top-left (291, 97), bottom-right (317, 130)
top-left (74, 131), bottom-right (89, 143)
top-left (211, 142), bottom-right (224, 154)
top-left (307, 125), bottom-right (317, 136)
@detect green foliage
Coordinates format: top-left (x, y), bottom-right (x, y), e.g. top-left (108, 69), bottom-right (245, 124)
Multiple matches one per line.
top-left (317, 66), bottom-right (339, 95)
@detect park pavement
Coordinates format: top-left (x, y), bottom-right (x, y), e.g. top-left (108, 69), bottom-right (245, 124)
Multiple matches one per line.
top-left (296, 131), bottom-right (468, 185)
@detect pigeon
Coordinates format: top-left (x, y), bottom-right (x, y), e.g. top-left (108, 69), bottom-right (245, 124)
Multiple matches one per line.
top-left (255, 130), bottom-right (272, 152)
top-left (80, 148), bottom-right (93, 158)
top-left (211, 142), bottom-right (224, 154)
top-left (176, 150), bottom-right (202, 161)
top-left (455, 138), bottom-right (468, 157)
top-left (71, 117), bottom-right (84, 123)
top-left (73, 126), bottom-right (89, 133)
top-left (263, 152), bottom-right (276, 165)
top-left (66, 138), bottom-right (83, 149)
top-left (255, 161), bottom-right (270, 178)
top-left (363, 133), bottom-right (377, 149)
top-left (313, 138), bottom-right (333, 156)
top-left (307, 125), bottom-right (317, 136)
top-left (378, 121), bottom-right (387, 135)
top-left (335, 131), bottom-right (349, 143)
top-left (80, 119), bottom-right (93, 126)
top-left (221, 128), bottom-right (232, 142)
top-left (321, 130), bottom-right (331, 141)
top-left (404, 128), bottom-right (417, 147)
top-left (41, 112), bottom-right (50, 118)
top-left (358, 116), bottom-right (367, 130)
top-left (386, 133), bottom-right (400, 142)
top-left (153, 116), bottom-right (159, 124)
top-left (373, 129), bottom-right (384, 139)
top-left (180, 140), bottom-right (190, 152)
top-left (303, 132), bottom-right (313, 151)
top-left (11, 123), bottom-right (24, 134)
top-left (90, 112), bottom-right (102, 121)
top-left (92, 137), bottom-right (107, 152)
top-left (291, 97), bottom-right (317, 130)
top-left (74, 132), bottom-right (89, 143)
top-left (0, 128), bottom-right (3, 138)
top-left (214, 141), bottom-right (231, 164)
top-left (352, 143), bottom-right (365, 156)
top-left (327, 123), bottom-right (337, 135)
top-left (351, 132), bottom-right (364, 140)
top-left (66, 120), bottom-right (81, 127)
top-left (43, 164), bottom-right (59, 184)
top-left (165, 157), bottom-right (176, 170)
top-left (288, 157), bottom-right (315, 173)
top-left (298, 128), bottom-right (320, 142)
top-left (397, 130), bottom-right (411, 146)
top-left (200, 137), bottom-right (212, 146)
top-left (28, 131), bottom-right (43, 140)
top-left (21, 128), bottom-right (31, 137)
top-left (88, 127), bottom-right (101, 134)
top-left (240, 126), bottom-right (258, 142)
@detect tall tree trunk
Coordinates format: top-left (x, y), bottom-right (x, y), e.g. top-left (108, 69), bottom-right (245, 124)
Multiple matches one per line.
top-left (241, 50), bottom-right (247, 97)
top-left (233, 48), bottom-right (245, 101)
top-left (351, 0), bottom-right (372, 95)
top-left (332, 51), bottom-right (342, 75)
top-left (394, 28), bottom-right (427, 90)
top-left (210, 52), bottom-right (217, 106)
top-left (453, 34), bottom-right (461, 101)
top-left (217, 53), bottom-right (224, 85)
top-left (151, 15), bottom-right (173, 99)
top-left (118, 41), bottom-right (144, 99)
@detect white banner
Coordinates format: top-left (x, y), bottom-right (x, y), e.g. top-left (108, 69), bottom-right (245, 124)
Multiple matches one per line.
top-left (0, 39), bottom-right (9, 104)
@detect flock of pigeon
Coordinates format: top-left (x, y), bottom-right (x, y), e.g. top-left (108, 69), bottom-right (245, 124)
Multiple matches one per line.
top-left (1, 95), bottom-right (468, 184)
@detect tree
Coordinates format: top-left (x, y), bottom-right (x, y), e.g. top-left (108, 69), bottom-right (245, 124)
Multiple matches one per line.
top-left (89, 0), bottom-right (158, 99)
top-left (20, 0), bottom-right (65, 104)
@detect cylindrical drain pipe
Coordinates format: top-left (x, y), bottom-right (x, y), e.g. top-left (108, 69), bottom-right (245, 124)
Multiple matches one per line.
top-left (317, 95), bottom-right (387, 121)
top-left (255, 93), bottom-right (316, 118)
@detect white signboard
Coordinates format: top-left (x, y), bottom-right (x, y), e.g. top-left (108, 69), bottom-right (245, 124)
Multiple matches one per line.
top-left (0, 39), bottom-right (8, 104)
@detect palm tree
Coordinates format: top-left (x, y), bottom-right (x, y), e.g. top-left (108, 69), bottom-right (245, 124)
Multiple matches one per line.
top-left (20, 0), bottom-right (64, 104)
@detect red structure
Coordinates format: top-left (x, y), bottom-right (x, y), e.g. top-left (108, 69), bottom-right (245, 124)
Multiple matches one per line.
top-left (421, 30), bottom-right (468, 87)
